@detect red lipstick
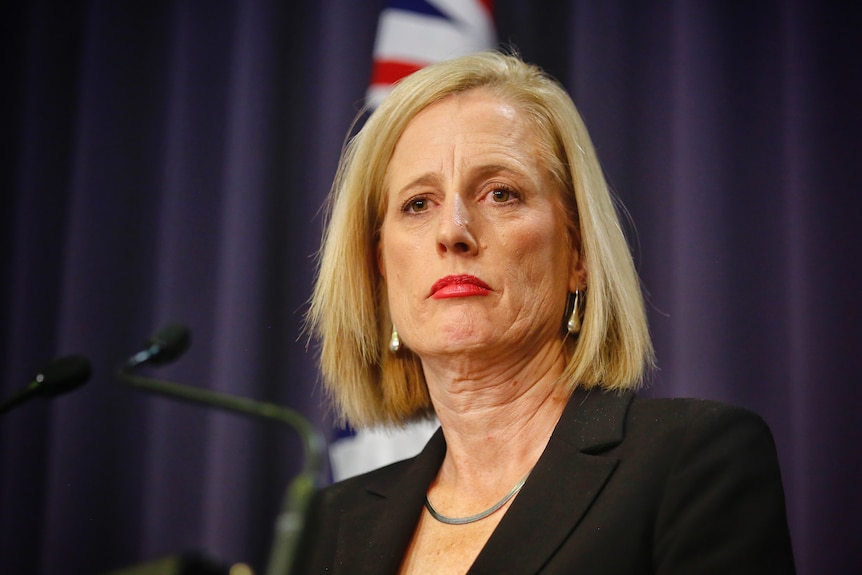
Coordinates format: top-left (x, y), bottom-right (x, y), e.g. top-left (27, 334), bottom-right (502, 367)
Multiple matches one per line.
top-left (430, 275), bottom-right (491, 299)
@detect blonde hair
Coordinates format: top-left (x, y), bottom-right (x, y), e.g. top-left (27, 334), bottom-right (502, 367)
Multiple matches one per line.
top-left (308, 51), bottom-right (654, 428)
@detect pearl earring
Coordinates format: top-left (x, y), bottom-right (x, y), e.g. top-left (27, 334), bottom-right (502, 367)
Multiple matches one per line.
top-left (567, 290), bottom-right (583, 334)
top-left (389, 324), bottom-right (401, 353)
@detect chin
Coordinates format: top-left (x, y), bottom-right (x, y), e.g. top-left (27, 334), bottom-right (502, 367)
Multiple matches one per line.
top-left (432, 332), bottom-right (498, 355)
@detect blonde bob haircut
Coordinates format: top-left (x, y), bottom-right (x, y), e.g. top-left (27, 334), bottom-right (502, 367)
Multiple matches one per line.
top-left (308, 51), bottom-right (654, 428)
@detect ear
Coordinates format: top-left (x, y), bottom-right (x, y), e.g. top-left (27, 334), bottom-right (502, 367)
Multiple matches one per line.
top-left (569, 257), bottom-right (587, 292)
top-left (568, 238), bottom-right (587, 293)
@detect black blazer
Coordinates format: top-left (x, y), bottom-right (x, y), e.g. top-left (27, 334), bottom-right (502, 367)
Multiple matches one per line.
top-left (294, 389), bottom-right (796, 574)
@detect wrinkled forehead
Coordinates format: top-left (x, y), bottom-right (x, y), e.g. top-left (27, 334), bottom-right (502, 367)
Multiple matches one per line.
top-left (375, 87), bottom-right (573, 222)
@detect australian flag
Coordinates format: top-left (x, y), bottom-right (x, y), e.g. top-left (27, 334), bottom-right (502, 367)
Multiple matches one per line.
top-left (366, 0), bottom-right (496, 108)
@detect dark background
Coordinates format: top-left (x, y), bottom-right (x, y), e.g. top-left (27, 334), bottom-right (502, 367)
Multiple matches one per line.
top-left (1, 1), bottom-right (860, 574)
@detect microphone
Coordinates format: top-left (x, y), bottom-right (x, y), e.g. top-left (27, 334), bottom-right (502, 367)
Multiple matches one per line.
top-left (117, 324), bottom-right (326, 575)
top-left (123, 323), bottom-right (191, 368)
top-left (1, 355), bottom-right (92, 415)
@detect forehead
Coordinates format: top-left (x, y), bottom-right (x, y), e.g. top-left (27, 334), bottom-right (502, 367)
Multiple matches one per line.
top-left (407, 89), bottom-right (531, 139)
top-left (388, 90), bottom-right (545, 177)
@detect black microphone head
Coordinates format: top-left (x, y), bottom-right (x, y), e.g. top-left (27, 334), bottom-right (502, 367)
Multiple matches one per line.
top-left (35, 355), bottom-right (92, 398)
top-left (147, 323), bottom-right (191, 365)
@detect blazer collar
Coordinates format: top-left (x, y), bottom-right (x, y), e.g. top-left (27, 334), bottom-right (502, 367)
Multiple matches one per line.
top-left (334, 426), bottom-right (446, 575)
top-left (334, 388), bottom-right (634, 575)
top-left (470, 388), bottom-right (634, 574)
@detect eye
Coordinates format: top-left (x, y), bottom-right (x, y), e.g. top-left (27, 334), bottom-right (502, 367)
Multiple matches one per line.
top-left (490, 189), bottom-right (511, 202)
top-left (486, 185), bottom-right (519, 204)
top-left (403, 197), bottom-right (429, 213)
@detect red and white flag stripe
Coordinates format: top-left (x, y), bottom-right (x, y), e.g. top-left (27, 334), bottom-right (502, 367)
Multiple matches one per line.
top-left (367, 0), bottom-right (496, 108)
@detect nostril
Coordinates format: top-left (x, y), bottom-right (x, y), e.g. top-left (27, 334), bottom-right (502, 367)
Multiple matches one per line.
top-left (453, 241), bottom-right (470, 252)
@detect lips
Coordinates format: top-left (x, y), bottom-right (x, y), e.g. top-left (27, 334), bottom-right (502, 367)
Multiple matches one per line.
top-left (430, 274), bottom-right (492, 299)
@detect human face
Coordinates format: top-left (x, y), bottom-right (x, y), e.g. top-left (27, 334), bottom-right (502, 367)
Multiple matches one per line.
top-left (378, 89), bottom-right (582, 364)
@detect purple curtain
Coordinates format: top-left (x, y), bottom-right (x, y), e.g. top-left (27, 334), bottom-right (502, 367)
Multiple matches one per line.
top-left (1, 1), bottom-right (858, 573)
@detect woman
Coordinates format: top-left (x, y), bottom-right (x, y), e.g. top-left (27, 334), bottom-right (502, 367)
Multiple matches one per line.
top-left (299, 52), bottom-right (795, 574)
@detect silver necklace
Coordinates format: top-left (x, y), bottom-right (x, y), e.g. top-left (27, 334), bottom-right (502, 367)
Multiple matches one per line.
top-left (424, 473), bottom-right (530, 525)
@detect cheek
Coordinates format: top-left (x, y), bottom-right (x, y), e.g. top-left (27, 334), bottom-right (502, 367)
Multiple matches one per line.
top-left (506, 226), bottom-right (571, 296)
top-left (507, 222), bottom-right (559, 265)
top-left (381, 234), bottom-right (409, 278)
top-left (380, 232), bottom-right (423, 303)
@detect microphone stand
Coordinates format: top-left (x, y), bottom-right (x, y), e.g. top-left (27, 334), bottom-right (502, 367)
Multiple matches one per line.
top-left (117, 363), bottom-right (326, 575)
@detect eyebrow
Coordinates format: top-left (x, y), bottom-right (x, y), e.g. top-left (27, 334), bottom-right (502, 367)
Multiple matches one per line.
top-left (396, 173), bottom-right (443, 197)
top-left (471, 163), bottom-right (528, 182)
top-left (395, 163), bottom-right (531, 197)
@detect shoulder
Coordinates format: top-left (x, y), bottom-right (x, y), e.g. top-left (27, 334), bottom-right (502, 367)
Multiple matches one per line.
top-left (560, 390), bottom-right (786, 502)
top-left (560, 389), bottom-right (777, 459)
top-left (628, 395), bottom-right (771, 429)
top-left (592, 395), bottom-right (795, 572)
top-left (602, 395), bottom-right (781, 478)
top-left (630, 395), bottom-right (763, 418)
top-left (624, 395), bottom-right (777, 450)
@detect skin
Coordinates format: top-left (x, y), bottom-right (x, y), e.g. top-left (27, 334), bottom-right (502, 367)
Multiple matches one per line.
top-left (378, 88), bottom-right (586, 573)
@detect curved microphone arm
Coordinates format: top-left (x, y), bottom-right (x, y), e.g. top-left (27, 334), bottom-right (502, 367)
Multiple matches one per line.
top-left (117, 325), bottom-right (327, 575)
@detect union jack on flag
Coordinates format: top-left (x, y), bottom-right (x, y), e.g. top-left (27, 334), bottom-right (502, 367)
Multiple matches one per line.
top-left (366, 0), bottom-right (497, 108)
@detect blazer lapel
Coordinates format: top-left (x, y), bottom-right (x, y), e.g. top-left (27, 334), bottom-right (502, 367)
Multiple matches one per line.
top-left (333, 428), bottom-right (446, 575)
top-left (469, 389), bottom-right (634, 574)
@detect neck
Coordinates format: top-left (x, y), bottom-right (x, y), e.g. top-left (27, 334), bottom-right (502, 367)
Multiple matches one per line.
top-left (423, 340), bottom-right (570, 487)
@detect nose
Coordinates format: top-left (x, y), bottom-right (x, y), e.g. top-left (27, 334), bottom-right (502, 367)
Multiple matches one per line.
top-left (436, 194), bottom-right (478, 255)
